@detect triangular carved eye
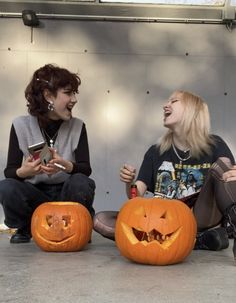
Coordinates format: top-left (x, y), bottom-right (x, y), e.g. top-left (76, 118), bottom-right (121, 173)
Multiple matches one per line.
top-left (134, 206), bottom-right (147, 218)
top-left (160, 211), bottom-right (167, 219)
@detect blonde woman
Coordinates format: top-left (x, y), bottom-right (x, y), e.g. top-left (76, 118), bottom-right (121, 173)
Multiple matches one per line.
top-left (94, 90), bottom-right (236, 260)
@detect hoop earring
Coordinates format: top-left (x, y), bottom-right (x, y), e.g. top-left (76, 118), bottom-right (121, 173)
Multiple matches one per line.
top-left (48, 101), bottom-right (54, 111)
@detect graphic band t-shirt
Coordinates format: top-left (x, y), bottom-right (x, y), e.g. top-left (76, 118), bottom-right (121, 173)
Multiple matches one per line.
top-left (137, 135), bottom-right (235, 202)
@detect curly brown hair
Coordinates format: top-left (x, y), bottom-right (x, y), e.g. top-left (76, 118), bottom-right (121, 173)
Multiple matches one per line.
top-left (25, 64), bottom-right (81, 127)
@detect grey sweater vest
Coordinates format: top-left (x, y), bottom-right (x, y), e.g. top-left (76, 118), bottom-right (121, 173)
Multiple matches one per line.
top-left (13, 115), bottom-right (83, 184)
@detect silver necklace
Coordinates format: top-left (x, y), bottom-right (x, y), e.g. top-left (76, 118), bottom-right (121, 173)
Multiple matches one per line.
top-left (172, 143), bottom-right (191, 164)
top-left (42, 129), bottom-right (59, 148)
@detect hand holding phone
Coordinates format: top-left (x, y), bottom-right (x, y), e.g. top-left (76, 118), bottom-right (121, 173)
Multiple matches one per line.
top-left (28, 141), bottom-right (52, 165)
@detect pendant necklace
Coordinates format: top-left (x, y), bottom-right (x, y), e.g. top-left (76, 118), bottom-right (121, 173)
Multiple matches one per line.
top-left (172, 143), bottom-right (191, 164)
top-left (42, 129), bottom-right (59, 148)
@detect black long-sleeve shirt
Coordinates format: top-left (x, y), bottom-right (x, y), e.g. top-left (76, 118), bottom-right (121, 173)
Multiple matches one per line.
top-left (4, 120), bottom-right (92, 180)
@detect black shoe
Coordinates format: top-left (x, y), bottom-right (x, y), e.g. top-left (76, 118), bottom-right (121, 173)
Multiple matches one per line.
top-left (194, 227), bottom-right (229, 251)
top-left (10, 228), bottom-right (31, 244)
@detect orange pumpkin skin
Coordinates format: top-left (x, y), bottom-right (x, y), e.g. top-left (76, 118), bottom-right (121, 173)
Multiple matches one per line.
top-left (115, 197), bottom-right (197, 265)
top-left (31, 202), bottom-right (92, 252)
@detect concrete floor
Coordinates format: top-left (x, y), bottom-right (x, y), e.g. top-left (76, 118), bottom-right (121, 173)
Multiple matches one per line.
top-left (0, 231), bottom-right (235, 303)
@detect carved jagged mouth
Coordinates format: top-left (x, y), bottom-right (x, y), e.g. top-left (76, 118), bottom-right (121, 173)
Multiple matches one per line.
top-left (133, 228), bottom-right (173, 243)
top-left (121, 222), bottom-right (181, 248)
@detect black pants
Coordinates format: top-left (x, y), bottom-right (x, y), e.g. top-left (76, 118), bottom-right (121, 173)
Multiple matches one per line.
top-left (0, 173), bottom-right (95, 230)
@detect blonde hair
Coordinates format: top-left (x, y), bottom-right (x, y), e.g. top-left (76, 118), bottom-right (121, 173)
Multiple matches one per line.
top-left (160, 90), bottom-right (214, 158)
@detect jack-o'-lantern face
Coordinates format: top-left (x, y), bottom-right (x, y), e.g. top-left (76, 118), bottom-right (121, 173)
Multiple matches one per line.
top-left (115, 197), bottom-right (197, 265)
top-left (31, 202), bottom-right (92, 252)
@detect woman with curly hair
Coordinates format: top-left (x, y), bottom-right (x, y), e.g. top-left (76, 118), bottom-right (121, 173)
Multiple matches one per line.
top-left (0, 64), bottom-right (95, 243)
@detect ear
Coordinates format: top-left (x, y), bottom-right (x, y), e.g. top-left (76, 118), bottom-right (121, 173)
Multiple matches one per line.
top-left (43, 89), bottom-right (54, 103)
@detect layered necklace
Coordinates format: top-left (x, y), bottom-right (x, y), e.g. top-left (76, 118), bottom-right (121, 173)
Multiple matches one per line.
top-left (172, 143), bottom-right (191, 164)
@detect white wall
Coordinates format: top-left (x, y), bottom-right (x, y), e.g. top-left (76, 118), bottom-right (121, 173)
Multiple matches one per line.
top-left (1, 18), bottom-right (236, 222)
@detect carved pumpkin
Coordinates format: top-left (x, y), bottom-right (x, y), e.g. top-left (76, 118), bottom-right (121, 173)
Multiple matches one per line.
top-left (115, 197), bottom-right (197, 265)
top-left (31, 202), bottom-right (92, 252)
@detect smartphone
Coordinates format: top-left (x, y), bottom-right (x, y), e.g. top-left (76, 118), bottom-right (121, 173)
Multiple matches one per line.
top-left (28, 141), bottom-right (52, 165)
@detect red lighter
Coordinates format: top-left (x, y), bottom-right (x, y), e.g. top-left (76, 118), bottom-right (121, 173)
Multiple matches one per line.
top-left (130, 184), bottom-right (137, 199)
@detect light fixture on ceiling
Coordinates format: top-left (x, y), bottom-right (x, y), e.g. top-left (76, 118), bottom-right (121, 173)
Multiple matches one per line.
top-left (22, 10), bottom-right (39, 27)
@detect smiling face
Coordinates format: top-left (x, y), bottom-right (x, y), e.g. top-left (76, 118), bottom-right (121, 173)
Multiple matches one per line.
top-left (31, 202), bottom-right (92, 252)
top-left (45, 87), bottom-right (78, 121)
top-left (163, 91), bottom-right (185, 130)
top-left (115, 197), bottom-right (197, 265)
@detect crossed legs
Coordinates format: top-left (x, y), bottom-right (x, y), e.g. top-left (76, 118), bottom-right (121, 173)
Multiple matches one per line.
top-left (194, 157), bottom-right (236, 259)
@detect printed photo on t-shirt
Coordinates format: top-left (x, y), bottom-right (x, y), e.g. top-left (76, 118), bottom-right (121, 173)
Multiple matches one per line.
top-left (154, 160), bottom-right (211, 200)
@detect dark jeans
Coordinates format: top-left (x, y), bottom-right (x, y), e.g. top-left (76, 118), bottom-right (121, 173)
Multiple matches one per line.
top-left (0, 173), bottom-right (95, 230)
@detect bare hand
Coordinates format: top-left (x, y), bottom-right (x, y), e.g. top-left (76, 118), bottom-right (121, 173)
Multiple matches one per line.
top-left (120, 164), bottom-right (136, 184)
top-left (17, 156), bottom-right (42, 178)
top-left (223, 165), bottom-right (236, 182)
top-left (41, 148), bottom-right (72, 174)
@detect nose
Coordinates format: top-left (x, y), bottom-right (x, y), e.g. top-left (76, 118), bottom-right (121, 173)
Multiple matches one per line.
top-left (163, 101), bottom-right (170, 110)
top-left (71, 93), bottom-right (77, 103)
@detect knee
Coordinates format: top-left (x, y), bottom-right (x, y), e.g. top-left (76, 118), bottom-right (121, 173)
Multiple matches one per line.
top-left (93, 211), bottom-right (118, 240)
top-left (69, 173), bottom-right (96, 192)
top-left (62, 173), bottom-right (96, 205)
top-left (210, 157), bottom-right (233, 180)
top-left (217, 157), bottom-right (233, 166)
top-left (0, 179), bottom-right (20, 197)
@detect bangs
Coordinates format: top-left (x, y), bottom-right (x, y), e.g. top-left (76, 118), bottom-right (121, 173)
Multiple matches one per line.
top-left (52, 69), bottom-right (81, 93)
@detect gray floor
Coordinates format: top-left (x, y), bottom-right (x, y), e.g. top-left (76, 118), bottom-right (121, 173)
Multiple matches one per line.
top-left (0, 231), bottom-right (235, 303)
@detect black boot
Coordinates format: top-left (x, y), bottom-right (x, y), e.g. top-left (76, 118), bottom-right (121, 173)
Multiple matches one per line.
top-left (10, 227), bottom-right (31, 244)
top-left (224, 203), bottom-right (236, 260)
top-left (194, 227), bottom-right (229, 251)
